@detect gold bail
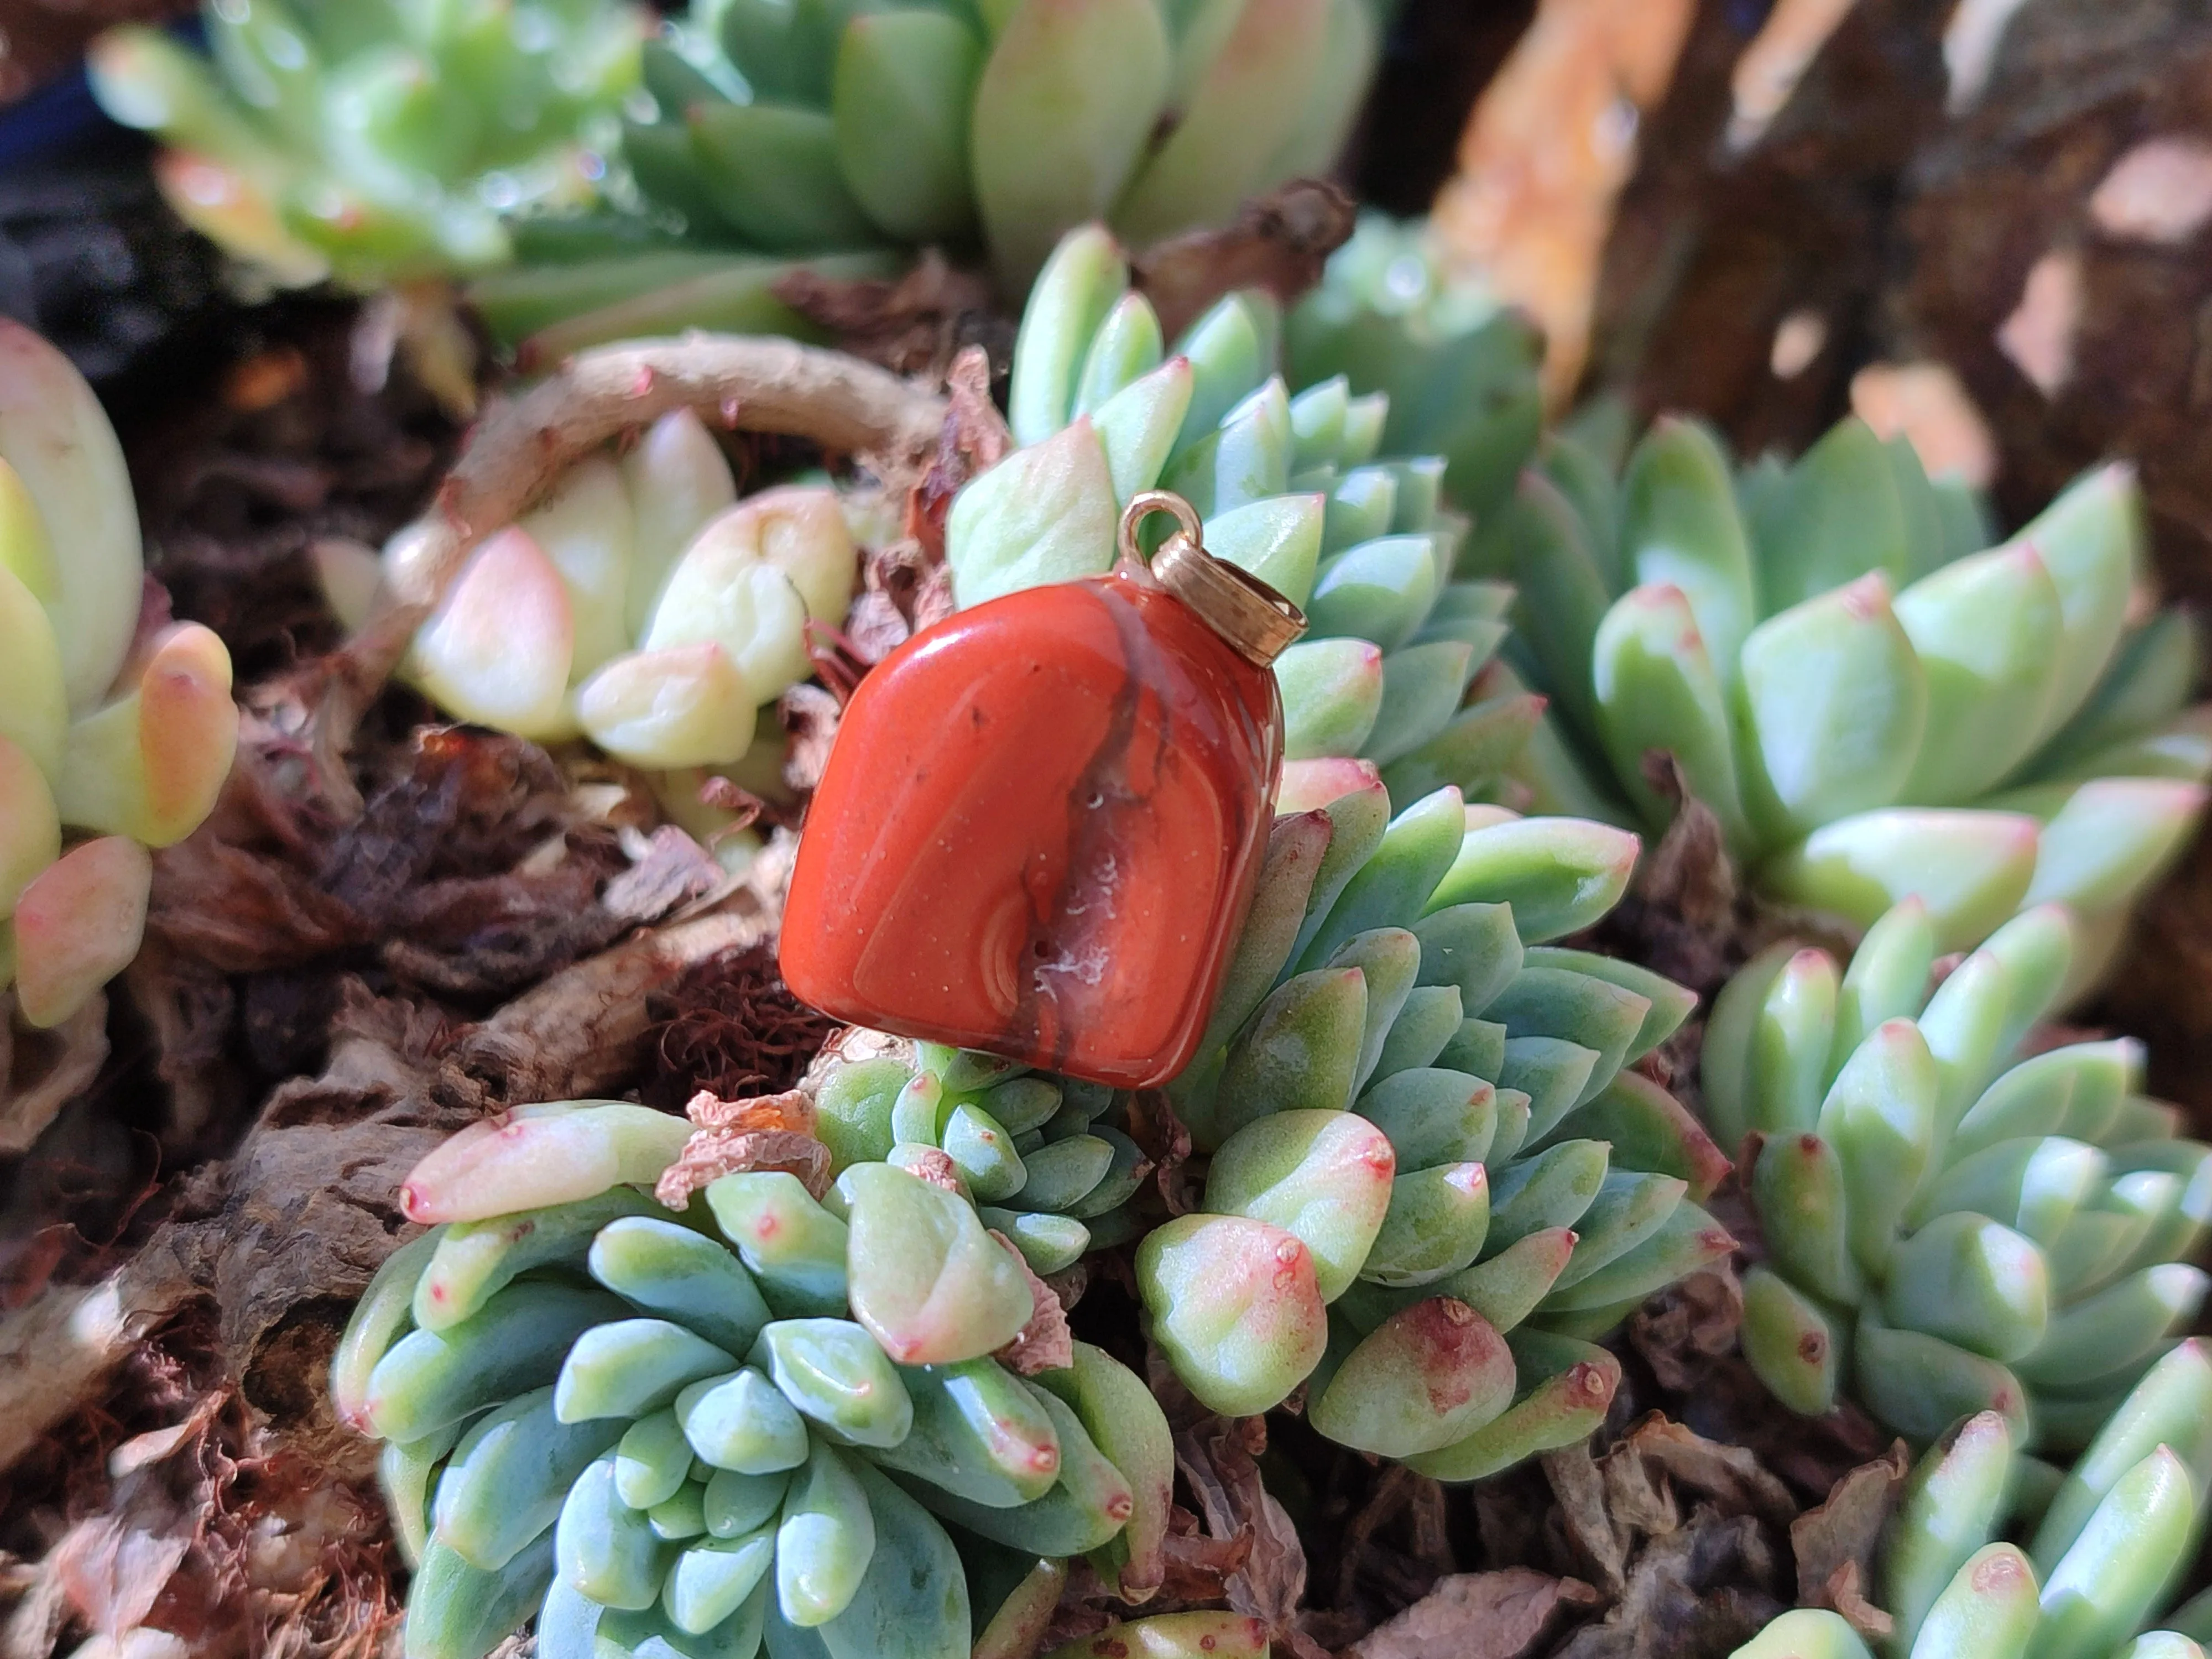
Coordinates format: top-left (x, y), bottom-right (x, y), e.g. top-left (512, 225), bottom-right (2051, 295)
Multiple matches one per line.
top-left (1119, 489), bottom-right (1307, 669)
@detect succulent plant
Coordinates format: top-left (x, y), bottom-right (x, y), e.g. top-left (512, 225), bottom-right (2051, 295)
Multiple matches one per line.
top-left (805, 769), bottom-right (1732, 1478)
top-left (589, 0), bottom-right (1383, 294)
top-left (947, 224), bottom-right (1549, 811)
top-left (335, 1099), bottom-right (1175, 1659)
top-left (804, 1030), bottom-right (1146, 1278)
top-left (1730, 1339), bottom-right (2212, 1659)
top-left (88, 0), bottom-right (646, 290)
top-left (343, 407), bottom-right (854, 845)
top-left (1282, 213), bottom-right (1545, 526)
top-left (1708, 899), bottom-right (2210, 1446)
top-left (1469, 408), bottom-right (2209, 978)
top-left (0, 320), bottom-right (238, 1030)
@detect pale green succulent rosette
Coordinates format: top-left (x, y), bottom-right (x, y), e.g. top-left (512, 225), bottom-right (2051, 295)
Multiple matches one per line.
top-left (1707, 900), bottom-right (2211, 1446)
top-left (88, 0), bottom-right (646, 290)
top-left (945, 225), bottom-right (1548, 811)
top-left (1142, 778), bottom-right (1728, 1473)
top-left (1283, 213), bottom-right (1545, 526)
top-left (335, 1100), bottom-right (1174, 1659)
top-left (1469, 406), bottom-right (2209, 984)
top-left (345, 408), bottom-right (857, 863)
top-left (810, 771), bottom-right (1731, 1480)
top-left (1727, 1339), bottom-right (2212, 1659)
top-left (488, 0), bottom-right (1386, 343)
top-left (0, 321), bottom-right (239, 1030)
top-left (803, 1031), bottom-right (1145, 1279)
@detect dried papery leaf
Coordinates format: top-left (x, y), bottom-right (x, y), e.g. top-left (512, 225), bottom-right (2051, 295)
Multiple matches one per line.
top-left (1790, 1445), bottom-right (1908, 1635)
top-left (0, 990), bottom-right (109, 1156)
top-left (1544, 1443), bottom-right (1632, 1598)
top-left (1124, 1088), bottom-right (1196, 1216)
top-left (1173, 1415), bottom-right (1311, 1646)
top-left (48, 1501), bottom-right (194, 1641)
top-left (1612, 1415), bottom-right (1799, 1531)
top-left (780, 682), bottom-right (843, 792)
top-left (847, 538), bottom-right (932, 664)
top-left (994, 1236), bottom-right (1074, 1376)
top-left (1132, 179), bottom-right (1359, 341)
top-left (602, 825), bottom-right (726, 924)
top-left (1549, 1510), bottom-right (1784, 1659)
top-left (901, 1146), bottom-right (967, 1193)
top-left (1347, 1567), bottom-right (1601, 1659)
top-left (382, 861), bottom-right (627, 999)
top-left (905, 346), bottom-right (1013, 567)
top-left (146, 833), bottom-right (364, 973)
top-left (1583, 750), bottom-right (1745, 1004)
top-left (1629, 1264), bottom-right (1745, 1392)
top-left (655, 1127), bottom-right (830, 1208)
top-left (1153, 1524), bottom-right (1256, 1604)
top-left (655, 1088), bottom-right (830, 1206)
top-left (773, 251), bottom-right (1006, 378)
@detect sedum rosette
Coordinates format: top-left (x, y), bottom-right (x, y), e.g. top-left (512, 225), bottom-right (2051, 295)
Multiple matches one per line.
top-left (476, 0), bottom-right (1392, 352)
top-left (947, 225), bottom-right (1549, 812)
top-left (1708, 900), bottom-right (2210, 1445)
top-left (335, 405), bottom-right (855, 851)
top-left (1468, 409), bottom-right (2208, 987)
top-left (1730, 1339), bottom-right (2212, 1659)
top-left (89, 0), bottom-right (645, 291)
top-left (334, 1100), bottom-right (1181, 1659)
top-left (1, 320), bottom-right (238, 1029)
top-left (1283, 213), bottom-right (1545, 526)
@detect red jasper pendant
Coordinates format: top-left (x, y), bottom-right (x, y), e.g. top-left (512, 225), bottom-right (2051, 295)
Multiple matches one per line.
top-left (780, 493), bottom-right (1305, 1088)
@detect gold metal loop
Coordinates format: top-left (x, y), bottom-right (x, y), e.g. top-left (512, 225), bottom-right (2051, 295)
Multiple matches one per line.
top-left (1120, 489), bottom-right (1307, 669)
top-left (1117, 490), bottom-right (1204, 565)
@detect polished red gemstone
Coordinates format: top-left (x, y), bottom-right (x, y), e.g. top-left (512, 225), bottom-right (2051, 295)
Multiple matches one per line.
top-left (780, 561), bottom-right (1283, 1088)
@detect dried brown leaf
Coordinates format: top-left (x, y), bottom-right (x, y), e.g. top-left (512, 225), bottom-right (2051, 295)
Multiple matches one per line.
top-left (604, 825), bottom-right (726, 924)
top-left (1544, 1443), bottom-right (1630, 1598)
top-left (146, 837), bottom-right (363, 973)
top-left (1550, 1510), bottom-right (1782, 1659)
top-left (1154, 1517), bottom-right (1255, 1604)
top-left (780, 684), bottom-right (843, 793)
top-left (1616, 1414), bottom-right (1799, 1530)
top-left (993, 1238), bottom-right (1074, 1376)
top-left (1635, 755), bottom-right (1737, 922)
top-left (1629, 1265), bottom-right (1745, 1391)
top-left (1333, 1464), bottom-right (1455, 1615)
top-left (1174, 1416), bottom-right (1308, 1642)
top-left (656, 1094), bottom-right (829, 1207)
top-left (772, 252), bottom-right (1003, 378)
top-left (0, 992), bottom-right (111, 1157)
top-left (899, 345), bottom-right (1010, 573)
top-left (1132, 181), bottom-right (1359, 341)
top-left (1792, 1444), bottom-right (1909, 1633)
top-left (1124, 1089), bottom-right (1193, 1215)
top-left (1346, 1568), bottom-right (1600, 1659)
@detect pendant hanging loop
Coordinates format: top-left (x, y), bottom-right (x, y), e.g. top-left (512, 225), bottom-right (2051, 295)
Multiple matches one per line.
top-left (1120, 489), bottom-right (1307, 669)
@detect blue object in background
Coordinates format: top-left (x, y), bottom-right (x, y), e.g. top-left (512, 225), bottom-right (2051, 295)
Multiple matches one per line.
top-left (0, 18), bottom-right (224, 386)
top-left (0, 64), bottom-right (111, 170)
top-left (0, 15), bottom-right (204, 168)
